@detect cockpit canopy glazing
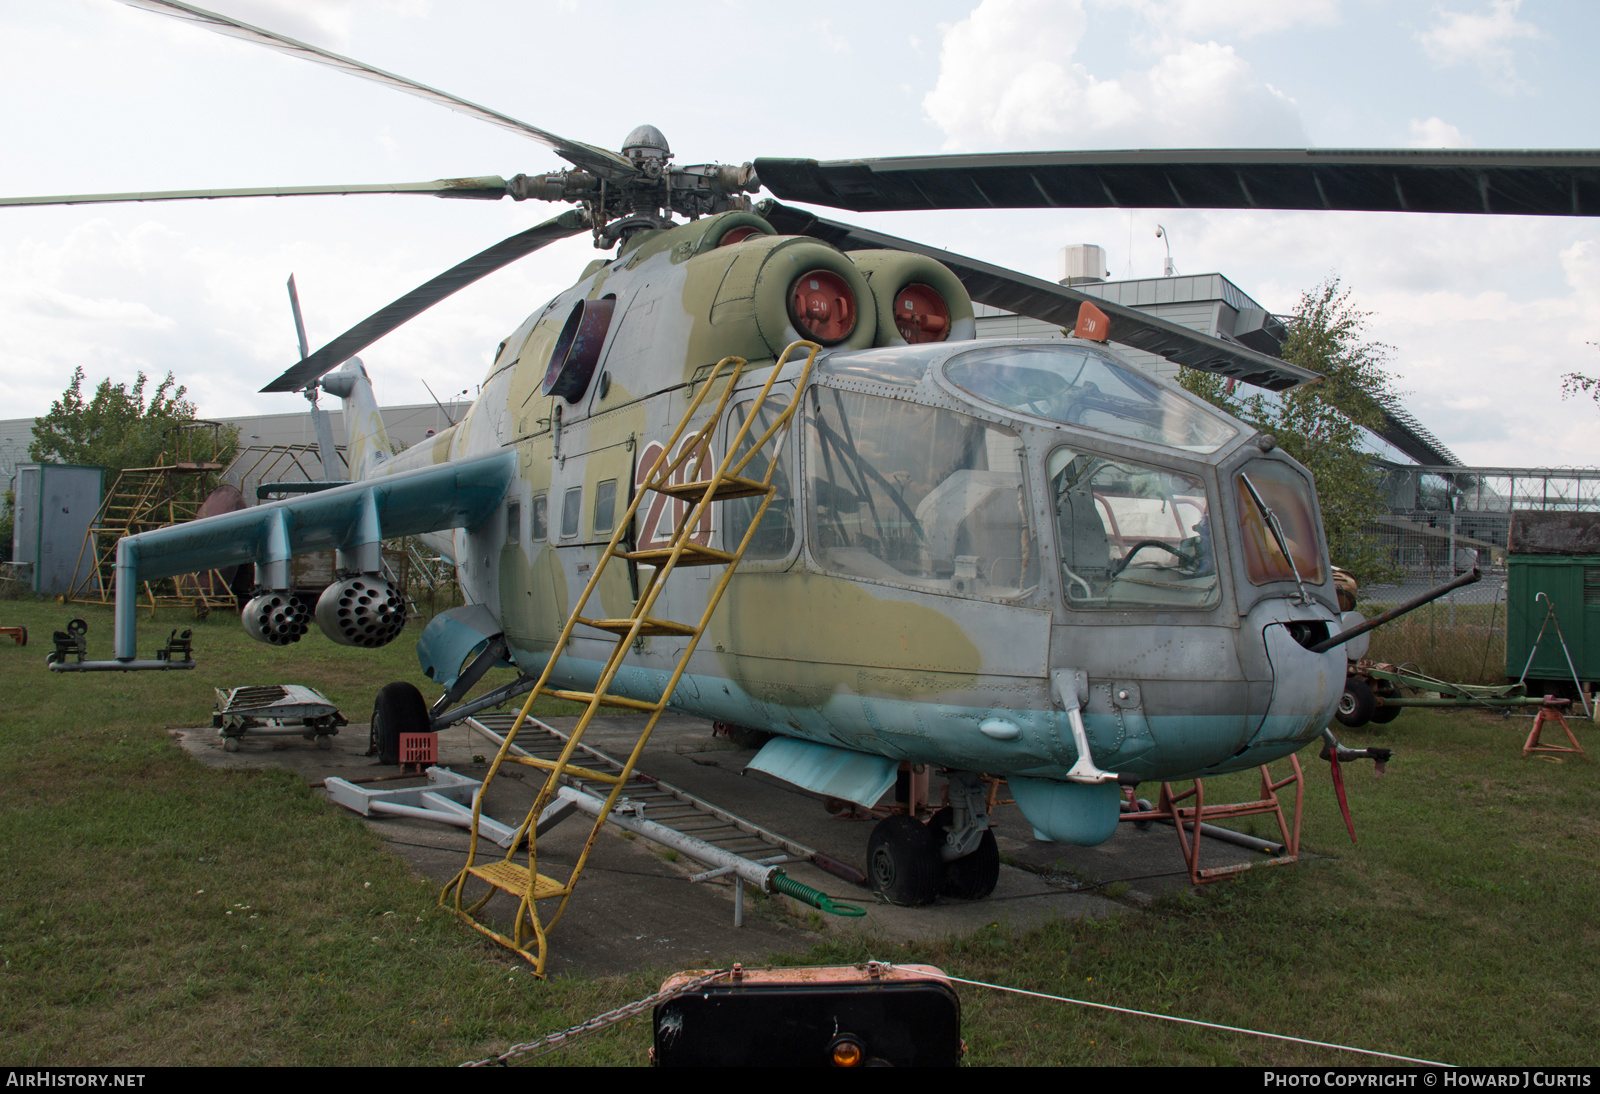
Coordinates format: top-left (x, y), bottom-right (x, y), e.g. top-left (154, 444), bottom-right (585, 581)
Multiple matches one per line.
top-left (944, 344), bottom-right (1237, 454)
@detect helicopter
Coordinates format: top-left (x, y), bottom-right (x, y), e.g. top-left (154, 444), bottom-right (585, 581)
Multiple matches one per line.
top-left (12, 0), bottom-right (1600, 908)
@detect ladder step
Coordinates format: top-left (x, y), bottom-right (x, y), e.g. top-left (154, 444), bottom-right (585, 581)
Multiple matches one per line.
top-left (466, 861), bottom-right (567, 900)
top-left (545, 688), bottom-right (661, 713)
top-left (506, 754), bottom-right (622, 785)
top-left (616, 544), bottom-right (736, 568)
top-left (649, 475), bottom-right (770, 503)
top-left (580, 616), bottom-right (699, 638)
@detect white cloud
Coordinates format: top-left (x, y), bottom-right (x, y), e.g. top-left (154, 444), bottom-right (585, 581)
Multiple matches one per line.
top-left (813, 18), bottom-right (852, 54)
top-left (923, 0), bottom-right (1304, 150)
top-left (1100, 0), bottom-right (1341, 40)
top-left (1407, 116), bottom-right (1472, 148)
top-left (1417, 0), bottom-right (1542, 90)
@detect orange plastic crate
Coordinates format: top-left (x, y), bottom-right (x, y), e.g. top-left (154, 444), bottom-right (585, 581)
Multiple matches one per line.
top-left (399, 732), bottom-right (437, 768)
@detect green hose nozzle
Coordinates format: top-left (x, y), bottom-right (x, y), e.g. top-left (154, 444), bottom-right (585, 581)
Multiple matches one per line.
top-left (769, 869), bottom-right (866, 917)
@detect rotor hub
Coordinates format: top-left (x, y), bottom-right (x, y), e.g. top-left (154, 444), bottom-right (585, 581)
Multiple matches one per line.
top-left (622, 124), bottom-right (672, 178)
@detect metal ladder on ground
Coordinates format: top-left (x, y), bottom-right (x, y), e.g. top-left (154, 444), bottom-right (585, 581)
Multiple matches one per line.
top-left (442, 342), bottom-right (821, 975)
top-left (466, 710), bottom-right (867, 885)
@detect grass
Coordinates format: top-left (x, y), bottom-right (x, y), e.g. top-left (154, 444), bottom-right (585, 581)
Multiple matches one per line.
top-left (2, 595), bottom-right (1598, 1065)
top-left (1365, 601), bottom-right (1509, 686)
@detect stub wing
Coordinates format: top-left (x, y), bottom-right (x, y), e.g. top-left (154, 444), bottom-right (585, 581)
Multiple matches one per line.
top-left (110, 452), bottom-right (515, 659)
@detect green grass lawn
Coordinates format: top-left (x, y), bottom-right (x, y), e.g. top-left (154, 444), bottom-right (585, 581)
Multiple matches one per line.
top-left (1, 595), bottom-right (1597, 1066)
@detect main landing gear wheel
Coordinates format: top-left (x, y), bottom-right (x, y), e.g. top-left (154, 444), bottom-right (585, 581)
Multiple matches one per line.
top-left (930, 807), bottom-right (1000, 900)
top-left (867, 815), bottom-right (943, 906)
top-left (373, 681), bottom-right (429, 766)
top-left (1336, 677), bottom-right (1375, 728)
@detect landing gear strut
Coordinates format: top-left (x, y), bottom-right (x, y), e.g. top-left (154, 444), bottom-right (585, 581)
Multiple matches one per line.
top-left (866, 771), bottom-right (999, 905)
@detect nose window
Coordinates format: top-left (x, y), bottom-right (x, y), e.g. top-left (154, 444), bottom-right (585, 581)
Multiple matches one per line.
top-left (1235, 460), bottom-right (1325, 586)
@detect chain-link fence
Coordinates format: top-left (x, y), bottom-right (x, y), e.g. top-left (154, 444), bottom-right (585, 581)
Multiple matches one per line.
top-left (1352, 463), bottom-right (1600, 684)
top-left (1356, 524), bottom-right (1504, 678)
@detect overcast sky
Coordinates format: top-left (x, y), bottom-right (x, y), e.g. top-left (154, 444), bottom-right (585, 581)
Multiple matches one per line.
top-left (1, 0), bottom-right (1596, 469)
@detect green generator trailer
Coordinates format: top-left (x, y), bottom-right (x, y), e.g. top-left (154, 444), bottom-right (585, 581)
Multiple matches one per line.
top-left (1505, 511), bottom-right (1600, 698)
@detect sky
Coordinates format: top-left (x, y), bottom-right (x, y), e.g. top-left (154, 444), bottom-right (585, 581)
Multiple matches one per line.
top-left (1, 0), bottom-right (1597, 472)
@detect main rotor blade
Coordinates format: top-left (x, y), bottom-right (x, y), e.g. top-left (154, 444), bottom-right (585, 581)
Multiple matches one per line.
top-left (261, 209), bottom-right (588, 394)
top-left (758, 201), bottom-right (1318, 392)
top-left (0, 177), bottom-right (512, 208)
top-left (754, 148), bottom-right (1600, 216)
top-left (118, 0), bottom-right (636, 183)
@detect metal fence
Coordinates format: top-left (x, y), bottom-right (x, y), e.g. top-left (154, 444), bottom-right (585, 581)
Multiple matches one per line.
top-left (1363, 462), bottom-right (1600, 608)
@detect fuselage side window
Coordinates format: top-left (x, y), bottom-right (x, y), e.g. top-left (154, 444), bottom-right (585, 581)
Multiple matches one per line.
top-left (561, 486), bottom-right (582, 540)
top-left (531, 494), bottom-right (548, 541)
top-left (805, 386), bottom-right (1036, 598)
top-left (723, 397), bottom-right (795, 561)
top-left (594, 479), bottom-right (617, 535)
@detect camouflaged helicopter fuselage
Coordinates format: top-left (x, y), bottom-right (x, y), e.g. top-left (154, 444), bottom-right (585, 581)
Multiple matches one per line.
top-left (381, 210), bottom-right (1345, 788)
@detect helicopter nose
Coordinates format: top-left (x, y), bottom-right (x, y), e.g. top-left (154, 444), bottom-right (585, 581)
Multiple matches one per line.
top-left (1252, 617), bottom-right (1346, 754)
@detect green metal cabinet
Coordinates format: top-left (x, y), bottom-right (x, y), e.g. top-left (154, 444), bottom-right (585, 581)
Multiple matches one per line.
top-left (1504, 512), bottom-right (1600, 691)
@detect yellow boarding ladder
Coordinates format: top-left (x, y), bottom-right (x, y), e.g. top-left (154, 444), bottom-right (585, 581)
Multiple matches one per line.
top-left (443, 341), bottom-right (821, 975)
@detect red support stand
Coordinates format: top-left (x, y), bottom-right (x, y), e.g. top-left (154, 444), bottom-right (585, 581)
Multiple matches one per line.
top-left (1121, 756), bottom-right (1304, 885)
top-left (1523, 696), bottom-right (1585, 758)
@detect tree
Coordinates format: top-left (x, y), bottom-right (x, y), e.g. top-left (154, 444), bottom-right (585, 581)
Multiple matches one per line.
top-left (1560, 345), bottom-right (1599, 407)
top-left (1181, 278), bottom-right (1399, 586)
top-left (29, 367), bottom-right (237, 482)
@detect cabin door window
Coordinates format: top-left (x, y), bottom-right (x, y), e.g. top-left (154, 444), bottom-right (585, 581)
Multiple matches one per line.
top-left (1048, 447), bottom-right (1220, 610)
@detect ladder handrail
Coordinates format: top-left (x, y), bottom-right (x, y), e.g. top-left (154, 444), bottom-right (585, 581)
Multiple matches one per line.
top-left (444, 341), bottom-right (821, 972)
top-left (539, 341), bottom-right (821, 934)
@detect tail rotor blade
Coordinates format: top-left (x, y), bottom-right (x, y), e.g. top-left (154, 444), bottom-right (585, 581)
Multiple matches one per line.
top-left (261, 209), bottom-right (587, 394)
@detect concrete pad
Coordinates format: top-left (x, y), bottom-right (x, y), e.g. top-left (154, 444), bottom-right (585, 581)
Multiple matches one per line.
top-left (170, 708), bottom-right (1296, 977)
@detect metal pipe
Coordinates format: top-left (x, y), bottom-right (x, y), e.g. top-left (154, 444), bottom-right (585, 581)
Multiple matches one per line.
top-left (555, 785), bottom-right (779, 891)
top-left (114, 537), bottom-right (139, 660)
top-left (1308, 566), bottom-right (1482, 653)
top-left (1157, 818), bottom-right (1285, 855)
top-left (369, 800), bottom-right (474, 828)
top-left (49, 658), bottom-right (195, 673)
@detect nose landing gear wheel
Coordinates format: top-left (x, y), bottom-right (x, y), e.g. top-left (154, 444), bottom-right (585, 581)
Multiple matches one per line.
top-left (867, 815), bottom-right (943, 906)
